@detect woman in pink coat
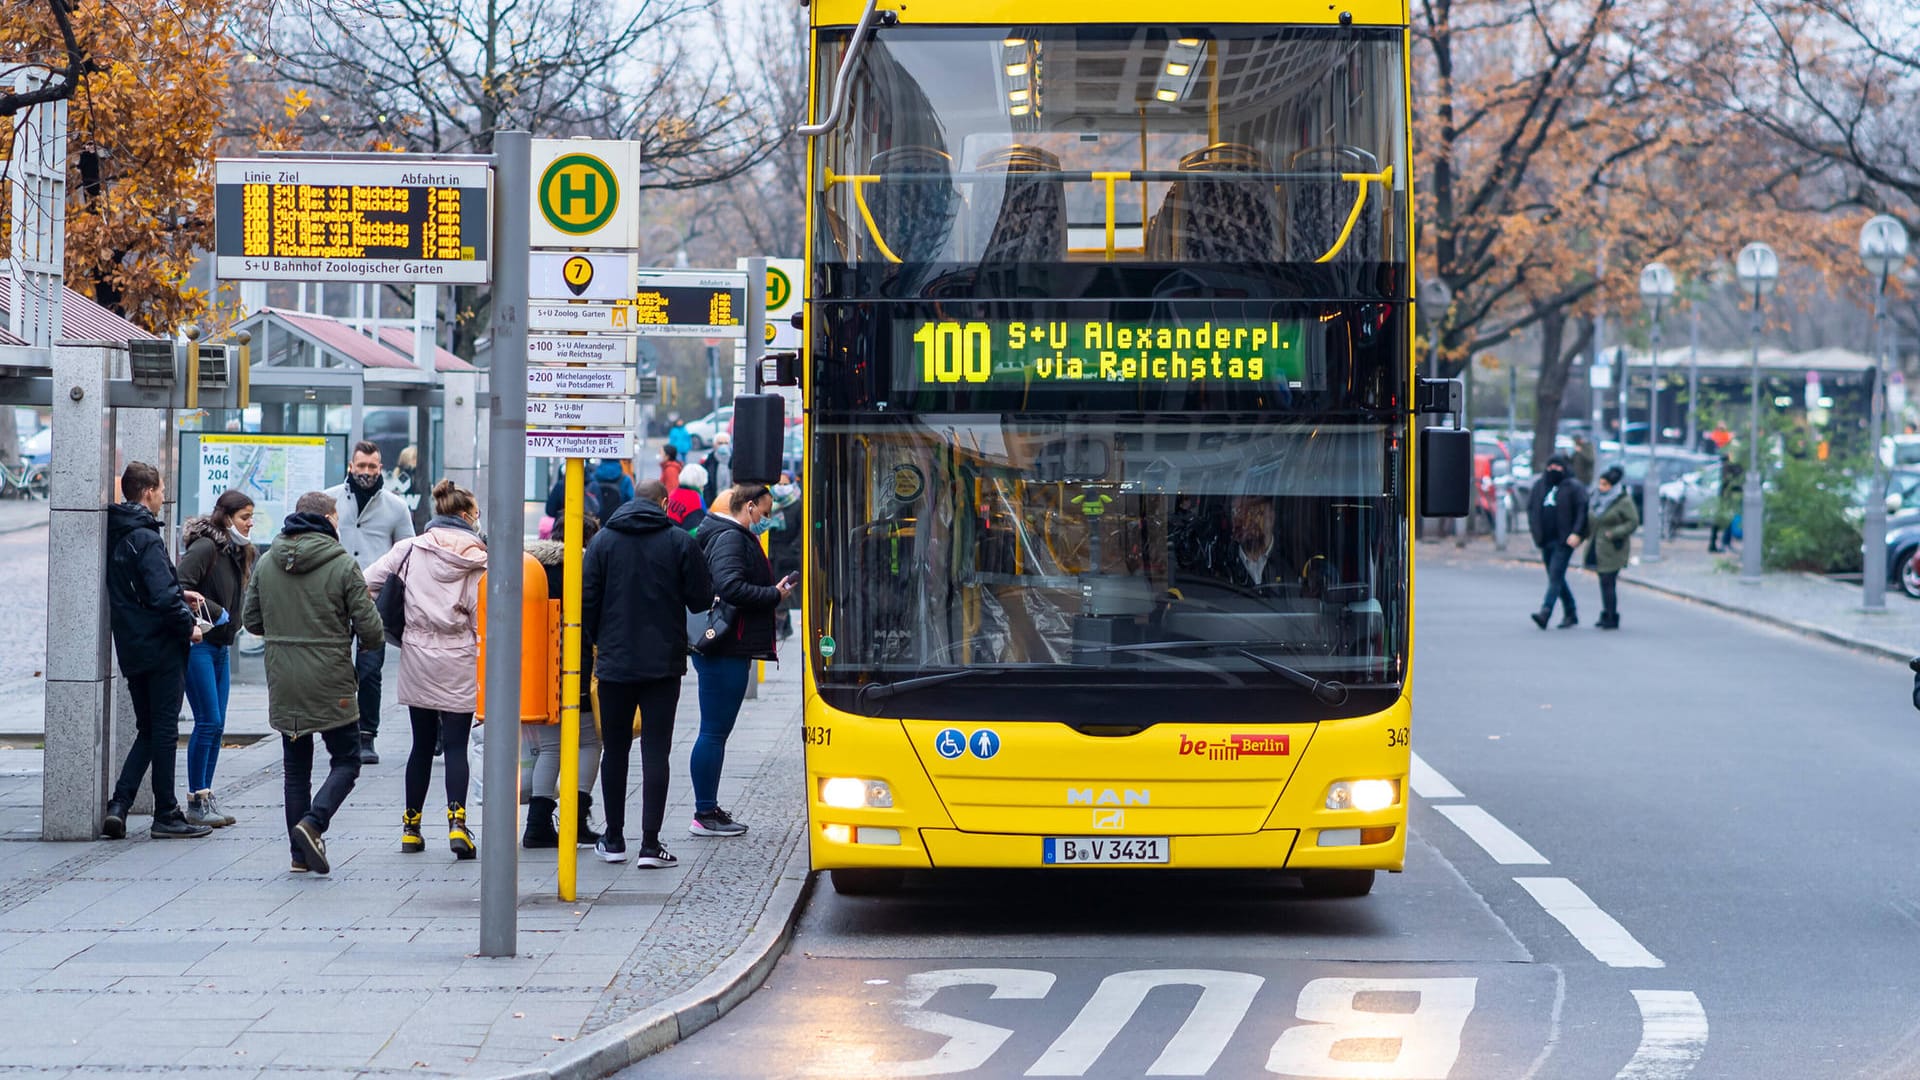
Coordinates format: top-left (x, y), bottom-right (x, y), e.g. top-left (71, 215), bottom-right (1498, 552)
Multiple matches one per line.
top-left (366, 480), bottom-right (489, 859)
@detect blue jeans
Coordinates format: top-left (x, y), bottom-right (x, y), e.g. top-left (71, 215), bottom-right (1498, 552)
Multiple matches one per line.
top-left (690, 655), bottom-right (753, 813)
top-left (185, 642), bottom-right (231, 792)
top-left (1540, 544), bottom-right (1576, 618)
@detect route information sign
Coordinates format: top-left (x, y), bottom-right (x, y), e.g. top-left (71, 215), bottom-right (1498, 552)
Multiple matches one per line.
top-left (213, 159), bottom-right (491, 283)
top-left (527, 366), bottom-right (633, 396)
top-left (526, 430), bottom-right (631, 459)
top-left (527, 334), bottom-right (634, 365)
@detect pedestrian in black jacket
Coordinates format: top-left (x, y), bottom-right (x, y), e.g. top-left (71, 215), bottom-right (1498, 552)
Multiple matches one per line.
top-left (581, 496), bottom-right (712, 869)
top-left (1527, 453), bottom-right (1590, 629)
top-left (688, 483), bottom-right (794, 839)
top-left (103, 461), bottom-right (212, 840)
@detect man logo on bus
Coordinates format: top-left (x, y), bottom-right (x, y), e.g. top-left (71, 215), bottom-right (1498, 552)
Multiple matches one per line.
top-left (1178, 734), bottom-right (1290, 760)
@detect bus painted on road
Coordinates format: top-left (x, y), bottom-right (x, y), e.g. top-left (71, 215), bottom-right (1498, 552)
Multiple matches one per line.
top-left (791, 0), bottom-right (1439, 897)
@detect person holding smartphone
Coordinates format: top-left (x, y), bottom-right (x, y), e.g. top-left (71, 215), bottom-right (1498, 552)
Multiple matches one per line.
top-left (688, 482), bottom-right (796, 838)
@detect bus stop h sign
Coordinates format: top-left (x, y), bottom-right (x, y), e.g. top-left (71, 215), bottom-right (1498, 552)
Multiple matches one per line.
top-left (529, 139), bottom-right (641, 250)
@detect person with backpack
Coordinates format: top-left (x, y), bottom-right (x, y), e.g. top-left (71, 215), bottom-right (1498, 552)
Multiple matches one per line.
top-left (364, 481), bottom-right (489, 859)
top-left (592, 459), bottom-right (635, 519)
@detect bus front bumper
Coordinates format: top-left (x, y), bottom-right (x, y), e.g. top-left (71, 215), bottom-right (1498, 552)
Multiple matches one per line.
top-left (809, 824), bottom-right (1405, 871)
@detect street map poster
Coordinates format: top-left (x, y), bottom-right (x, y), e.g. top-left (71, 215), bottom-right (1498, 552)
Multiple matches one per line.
top-left (179, 434), bottom-right (345, 545)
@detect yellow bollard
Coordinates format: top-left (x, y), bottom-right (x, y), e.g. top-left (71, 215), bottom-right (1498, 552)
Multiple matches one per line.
top-left (557, 457), bottom-right (585, 901)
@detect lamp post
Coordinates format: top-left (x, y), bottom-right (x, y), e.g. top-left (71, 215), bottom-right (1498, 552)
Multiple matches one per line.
top-left (1638, 262), bottom-right (1677, 561)
top-left (1860, 215), bottom-right (1910, 610)
top-left (1736, 242), bottom-right (1779, 583)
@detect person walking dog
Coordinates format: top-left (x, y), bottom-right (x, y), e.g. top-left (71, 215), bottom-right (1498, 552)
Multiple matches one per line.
top-left (365, 481), bottom-right (489, 860)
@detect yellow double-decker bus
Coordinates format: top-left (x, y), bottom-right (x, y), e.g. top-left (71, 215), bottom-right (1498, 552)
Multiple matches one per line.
top-left (786, 0), bottom-right (1460, 897)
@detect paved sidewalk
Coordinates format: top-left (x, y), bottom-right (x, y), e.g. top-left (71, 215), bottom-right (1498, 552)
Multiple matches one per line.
top-left (1432, 527), bottom-right (1920, 661)
top-left (0, 497), bottom-right (49, 535)
top-left (0, 658), bottom-right (808, 1078)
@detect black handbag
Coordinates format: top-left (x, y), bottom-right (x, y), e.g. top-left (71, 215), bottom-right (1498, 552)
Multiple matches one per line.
top-left (1910, 656), bottom-right (1920, 711)
top-left (688, 598), bottom-right (735, 656)
top-left (375, 548), bottom-right (412, 648)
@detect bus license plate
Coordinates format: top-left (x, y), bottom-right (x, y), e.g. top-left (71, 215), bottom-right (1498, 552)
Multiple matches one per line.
top-left (1042, 837), bottom-right (1169, 865)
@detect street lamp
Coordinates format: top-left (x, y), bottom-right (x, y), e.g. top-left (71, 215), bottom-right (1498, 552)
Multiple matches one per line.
top-left (1860, 214), bottom-right (1910, 610)
top-left (1638, 262), bottom-right (1677, 561)
top-left (1735, 242), bottom-right (1780, 583)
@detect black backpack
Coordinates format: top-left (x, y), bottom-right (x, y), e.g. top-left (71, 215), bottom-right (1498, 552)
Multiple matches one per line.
top-left (596, 478), bottom-right (626, 517)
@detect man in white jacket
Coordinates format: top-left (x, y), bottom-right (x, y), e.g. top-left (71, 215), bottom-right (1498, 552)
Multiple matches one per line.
top-left (323, 440), bottom-right (415, 763)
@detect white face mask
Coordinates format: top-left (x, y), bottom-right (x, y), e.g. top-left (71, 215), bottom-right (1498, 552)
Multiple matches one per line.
top-left (228, 527), bottom-right (251, 545)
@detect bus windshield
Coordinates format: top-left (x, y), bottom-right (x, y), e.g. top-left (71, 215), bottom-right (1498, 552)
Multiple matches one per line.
top-left (809, 414), bottom-right (1407, 719)
top-left (812, 24), bottom-right (1408, 301)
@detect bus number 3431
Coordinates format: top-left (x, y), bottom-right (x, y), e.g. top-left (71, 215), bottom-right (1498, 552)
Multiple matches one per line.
top-left (915, 321), bottom-right (992, 383)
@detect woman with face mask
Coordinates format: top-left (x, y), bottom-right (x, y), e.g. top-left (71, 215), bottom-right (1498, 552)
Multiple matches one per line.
top-left (177, 489), bottom-right (257, 828)
top-left (1586, 464), bottom-right (1639, 630)
top-left (687, 482), bottom-right (795, 838)
top-left (365, 480), bottom-right (489, 859)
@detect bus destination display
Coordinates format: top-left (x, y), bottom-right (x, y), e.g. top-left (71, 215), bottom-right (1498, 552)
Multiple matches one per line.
top-left (213, 159), bottom-right (492, 284)
top-left (899, 319), bottom-right (1306, 388)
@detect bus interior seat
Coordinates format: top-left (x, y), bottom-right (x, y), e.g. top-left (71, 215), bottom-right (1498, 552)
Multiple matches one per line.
top-left (1147, 143), bottom-right (1281, 263)
top-left (970, 144), bottom-right (1068, 263)
top-left (1284, 145), bottom-right (1381, 263)
top-left (868, 146), bottom-right (960, 263)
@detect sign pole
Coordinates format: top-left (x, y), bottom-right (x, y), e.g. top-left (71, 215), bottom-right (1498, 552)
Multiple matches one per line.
top-left (481, 130), bottom-right (531, 959)
top-left (557, 456), bottom-right (584, 898)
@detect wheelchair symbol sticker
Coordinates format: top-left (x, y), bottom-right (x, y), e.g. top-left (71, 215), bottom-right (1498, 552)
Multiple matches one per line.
top-left (969, 729), bottom-right (1001, 759)
top-left (935, 728), bottom-right (966, 760)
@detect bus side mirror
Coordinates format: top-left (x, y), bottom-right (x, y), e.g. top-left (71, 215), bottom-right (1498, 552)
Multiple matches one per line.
top-left (1419, 427), bottom-right (1473, 518)
top-left (732, 394), bottom-right (786, 483)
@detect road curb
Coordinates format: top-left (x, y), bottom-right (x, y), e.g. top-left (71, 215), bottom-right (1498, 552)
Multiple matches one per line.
top-left (1619, 573), bottom-right (1912, 664)
top-left (487, 838), bottom-right (815, 1080)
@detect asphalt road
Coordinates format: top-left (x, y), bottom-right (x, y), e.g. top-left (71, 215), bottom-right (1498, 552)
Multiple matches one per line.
top-left (624, 553), bottom-right (1920, 1079)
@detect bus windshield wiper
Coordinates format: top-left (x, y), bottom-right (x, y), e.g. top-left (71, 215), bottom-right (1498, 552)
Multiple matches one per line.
top-left (1091, 641), bottom-right (1350, 706)
top-left (855, 668), bottom-right (997, 712)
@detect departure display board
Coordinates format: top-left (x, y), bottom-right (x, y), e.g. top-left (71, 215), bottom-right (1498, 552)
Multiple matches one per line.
top-left (213, 159), bottom-right (492, 283)
top-left (629, 270), bottom-right (748, 338)
top-left (898, 318), bottom-right (1306, 389)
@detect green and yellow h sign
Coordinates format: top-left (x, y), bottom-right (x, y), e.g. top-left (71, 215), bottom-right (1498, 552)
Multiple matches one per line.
top-left (538, 154), bottom-right (619, 236)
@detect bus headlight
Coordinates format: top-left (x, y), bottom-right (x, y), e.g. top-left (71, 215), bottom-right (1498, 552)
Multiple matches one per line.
top-left (820, 777), bottom-right (894, 809)
top-left (1325, 779), bottom-right (1397, 812)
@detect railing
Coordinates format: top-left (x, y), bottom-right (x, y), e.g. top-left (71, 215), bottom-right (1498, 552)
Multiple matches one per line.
top-left (824, 165), bottom-right (1394, 265)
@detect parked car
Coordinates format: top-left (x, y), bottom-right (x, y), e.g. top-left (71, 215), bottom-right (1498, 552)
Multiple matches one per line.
top-left (1659, 461), bottom-right (1724, 531)
top-left (683, 405), bottom-right (734, 450)
top-left (1885, 510), bottom-right (1920, 598)
top-left (1847, 469), bottom-right (1920, 523)
top-left (1601, 449), bottom-right (1719, 518)
top-left (1881, 435), bottom-right (1920, 468)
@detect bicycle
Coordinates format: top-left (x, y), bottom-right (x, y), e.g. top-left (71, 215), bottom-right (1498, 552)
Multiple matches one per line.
top-left (0, 460), bottom-right (48, 499)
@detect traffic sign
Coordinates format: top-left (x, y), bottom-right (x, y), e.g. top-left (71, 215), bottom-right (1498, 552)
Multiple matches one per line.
top-left (525, 397), bottom-right (632, 427)
top-left (530, 251), bottom-right (637, 301)
top-left (528, 302), bottom-right (634, 332)
top-left (740, 256), bottom-right (803, 349)
top-left (632, 270), bottom-right (748, 338)
top-left (529, 139), bottom-right (641, 249)
top-left (213, 158), bottom-right (492, 283)
top-left (526, 430), bottom-right (631, 459)
top-left (527, 334), bottom-right (634, 365)
top-left (527, 366), bottom-right (634, 396)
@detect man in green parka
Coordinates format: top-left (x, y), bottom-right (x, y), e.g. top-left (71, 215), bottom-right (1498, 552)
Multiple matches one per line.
top-left (1587, 465), bottom-right (1640, 630)
top-left (242, 491), bottom-right (384, 874)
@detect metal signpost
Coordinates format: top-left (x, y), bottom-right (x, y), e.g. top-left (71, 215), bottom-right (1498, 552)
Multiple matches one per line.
top-left (1639, 262), bottom-right (1676, 562)
top-left (526, 137), bottom-right (644, 904)
top-left (1860, 215), bottom-right (1910, 611)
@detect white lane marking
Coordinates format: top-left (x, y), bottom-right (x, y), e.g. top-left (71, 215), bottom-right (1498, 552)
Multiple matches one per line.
top-left (1514, 877), bottom-right (1664, 968)
top-left (1434, 804), bottom-right (1550, 865)
top-left (1025, 969), bottom-right (1262, 1077)
top-left (1266, 977), bottom-right (1478, 1078)
top-left (827, 968), bottom-right (1054, 1077)
top-left (1409, 752), bottom-right (1463, 799)
top-left (1616, 990), bottom-right (1708, 1079)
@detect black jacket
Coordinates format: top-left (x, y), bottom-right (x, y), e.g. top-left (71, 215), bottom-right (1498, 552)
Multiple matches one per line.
top-left (1528, 474), bottom-right (1591, 551)
top-left (699, 516), bottom-right (782, 661)
top-left (582, 498), bottom-right (712, 682)
top-left (177, 517), bottom-right (253, 647)
top-left (106, 502), bottom-right (196, 674)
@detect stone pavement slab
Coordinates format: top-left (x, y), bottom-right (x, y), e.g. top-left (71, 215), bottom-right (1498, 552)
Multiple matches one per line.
top-left (1433, 527), bottom-right (1920, 661)
top-left (0, 657), bottom-right (809, 1077)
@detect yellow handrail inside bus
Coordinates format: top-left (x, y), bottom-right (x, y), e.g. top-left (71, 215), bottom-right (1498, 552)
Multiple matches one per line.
top-left (828, 164), bottom-right (1393, 265)
top-left (1315, 166), bottom-right (1394, 264)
